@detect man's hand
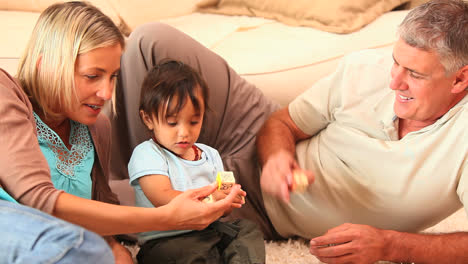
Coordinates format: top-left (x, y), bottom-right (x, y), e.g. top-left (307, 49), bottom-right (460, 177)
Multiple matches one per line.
top-left (309, 223), bottom-right (387, 264)
top-left (260, 150), bottom-right (314, 202)
top-left (311, 223), bottom-right (468, 264)
top-left (163, 183), bottom-right (244, 230)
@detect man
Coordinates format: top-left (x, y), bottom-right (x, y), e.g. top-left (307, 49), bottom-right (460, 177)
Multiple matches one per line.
top-left (257, 0), bottom-right (468, 263)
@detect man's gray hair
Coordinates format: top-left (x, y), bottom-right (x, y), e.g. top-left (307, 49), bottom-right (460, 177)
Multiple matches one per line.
top-left (398, 0), bottom-right (468, 74)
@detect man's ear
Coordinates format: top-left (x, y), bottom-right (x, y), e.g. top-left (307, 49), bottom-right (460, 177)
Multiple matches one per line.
top-left (452, 65), bottom-right (468, 93)
top-left (140, 110), bottom-right (154, 130)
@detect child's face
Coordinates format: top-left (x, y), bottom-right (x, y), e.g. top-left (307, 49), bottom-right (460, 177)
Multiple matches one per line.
top-left (142, 91), bottom-right (205, 160)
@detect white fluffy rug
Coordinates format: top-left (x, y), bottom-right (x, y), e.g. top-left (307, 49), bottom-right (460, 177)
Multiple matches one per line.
top-left (127, 209), bottom-right (467, 263)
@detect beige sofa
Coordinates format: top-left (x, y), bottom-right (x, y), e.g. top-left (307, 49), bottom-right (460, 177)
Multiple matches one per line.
top-left (1, 0), bottom-right (425, 107)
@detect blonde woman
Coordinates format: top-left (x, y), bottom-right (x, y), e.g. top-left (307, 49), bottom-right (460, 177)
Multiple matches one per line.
top-left (0, 2), bottom-right (243, 263)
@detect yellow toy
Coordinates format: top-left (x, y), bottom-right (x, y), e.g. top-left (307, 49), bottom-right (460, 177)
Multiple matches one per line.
top-left (203, 171), bottom-right (245, 203)
top-left (202, 194), bottom-right (214, 203)
top-left (291, 169), bottom-right (309, 192)
top-left (216, 171), bottom-right (235, 191)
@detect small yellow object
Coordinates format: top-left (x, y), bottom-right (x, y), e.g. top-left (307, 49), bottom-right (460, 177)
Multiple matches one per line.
top-left (216, 174), bottom-right (222, 190)
top-left (291, 170), bottom-right (309, 192)
top-left (215, 171), bottom-right (245, 203)
top-left (202, 194), bottom-right (214, 203)
top-left (216, 171), bottom-right (235, 191)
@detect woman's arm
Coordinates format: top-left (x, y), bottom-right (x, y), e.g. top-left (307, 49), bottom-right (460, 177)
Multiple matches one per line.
top-left (53, 183), bottom-right (242, 236)
top-left (138, 174), bottom-right (245, 217)
top-left (0, 70), bottom-right (63, 212)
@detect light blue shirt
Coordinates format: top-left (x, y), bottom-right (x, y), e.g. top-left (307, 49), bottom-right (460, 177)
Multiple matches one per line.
top-left (128, 139), bottom-right (224, 244)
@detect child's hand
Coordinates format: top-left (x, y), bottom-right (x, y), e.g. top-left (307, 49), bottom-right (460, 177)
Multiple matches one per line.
top-left (212, 187), bottom-right (245, 204)
top-left (234, 188), bottom-right (246, 205)
top-left (165, 183), bottom-right (243, 230)
top-left (211, 185), bottom-right (246, 216)
top-left (212, 189), bottom-right (228, 201)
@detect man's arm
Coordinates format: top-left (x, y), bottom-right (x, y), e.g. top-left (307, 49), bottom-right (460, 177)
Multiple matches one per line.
top-left (387, 230), bottom-right (468, 263)
top-left (256, 107), bottom-right (313, 202)
top-left (310, 223), bottom-right (468, 264)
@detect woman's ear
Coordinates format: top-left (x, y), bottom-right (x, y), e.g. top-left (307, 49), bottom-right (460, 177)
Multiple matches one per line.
top-left (36, 54), bottom-right (42, 71)
top-left (140, 110), bottom-right (154, 130)
top-left (452, 65), bottom-right (468, 93)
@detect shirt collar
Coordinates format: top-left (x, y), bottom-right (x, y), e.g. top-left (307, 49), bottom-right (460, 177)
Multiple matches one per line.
top-left (373, 90), bottom-right (397, 126)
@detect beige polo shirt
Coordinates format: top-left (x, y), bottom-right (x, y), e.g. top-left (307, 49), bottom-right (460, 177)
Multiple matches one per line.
top-left (263, 49), bottom-right (468, 238)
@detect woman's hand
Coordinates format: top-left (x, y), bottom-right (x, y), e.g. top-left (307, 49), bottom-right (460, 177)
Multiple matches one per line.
top-left (162, 182), bottom-right (244, 230)
top-left (106, 237), bottom-right (133, 264)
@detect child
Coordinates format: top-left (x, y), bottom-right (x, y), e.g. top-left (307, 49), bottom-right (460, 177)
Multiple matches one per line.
top-left (128, 60), bottom-right (266, 264)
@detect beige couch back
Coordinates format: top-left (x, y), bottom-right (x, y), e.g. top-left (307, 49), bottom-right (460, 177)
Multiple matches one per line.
top-left (0, 0), bottom-right (430, 34)
top-left (0, 0), bottom-right (204, 32)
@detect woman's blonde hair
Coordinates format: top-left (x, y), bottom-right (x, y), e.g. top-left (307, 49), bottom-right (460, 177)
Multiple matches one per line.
top-left (17, 1), bottom-right (125, 118)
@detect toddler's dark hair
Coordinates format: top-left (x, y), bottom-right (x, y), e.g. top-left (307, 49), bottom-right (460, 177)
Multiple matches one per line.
top-left (139, 60), bottom-right (209, 123)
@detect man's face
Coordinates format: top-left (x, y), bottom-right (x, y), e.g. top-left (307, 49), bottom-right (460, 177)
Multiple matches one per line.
top-left (390, 38), bottom-right (464, 126)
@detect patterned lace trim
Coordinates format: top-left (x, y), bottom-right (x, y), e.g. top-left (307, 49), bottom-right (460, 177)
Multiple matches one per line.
top-left (34, 113), bottom-right (93, 178)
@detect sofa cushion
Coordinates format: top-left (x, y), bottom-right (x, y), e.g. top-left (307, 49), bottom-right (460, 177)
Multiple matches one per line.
top-left (0, 0), bottom-right (126, 34)
top-left (161, 10), bottom-right (408, 105)
top-left (400, 0), bottom-right (430, 9)
top-left (199, 0), bottom-right (409, 33)
top-left (109, 0), bottom-right (204, 31)
top-left (0, 11), bottom-right (39, 67)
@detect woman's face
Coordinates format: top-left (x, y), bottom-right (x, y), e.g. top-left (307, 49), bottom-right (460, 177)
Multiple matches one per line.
top-left (66, 43), bottom-right (122, 125)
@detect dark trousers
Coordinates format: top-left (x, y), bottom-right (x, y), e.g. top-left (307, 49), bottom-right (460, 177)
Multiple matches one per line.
top-left (137, 219), bottom-right (265, 264)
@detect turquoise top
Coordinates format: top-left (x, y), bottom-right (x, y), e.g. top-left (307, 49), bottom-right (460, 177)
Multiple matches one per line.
top-left (34, 113), bottom-right (94, 199)
top-left (0, 188), bottom-right (18, 203)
